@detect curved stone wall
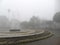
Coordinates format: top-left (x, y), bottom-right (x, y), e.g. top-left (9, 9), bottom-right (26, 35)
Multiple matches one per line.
top-left (0, 31), bottom-right (53, 45)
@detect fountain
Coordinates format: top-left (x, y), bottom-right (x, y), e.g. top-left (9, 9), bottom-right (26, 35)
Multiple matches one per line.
top-left (0, 1), bottom-right (54, 45)
top-left (0, 11), bottom-right (53, 45)
top-left (0, 28), bottom-right (53, 45)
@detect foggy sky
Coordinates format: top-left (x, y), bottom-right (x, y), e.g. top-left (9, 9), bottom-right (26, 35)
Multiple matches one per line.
top-left (0, 0), bottom-right (56, 21)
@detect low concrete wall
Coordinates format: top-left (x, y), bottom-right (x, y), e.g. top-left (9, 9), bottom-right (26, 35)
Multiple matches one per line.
top-left (0, 31), bottom-right (53, 45)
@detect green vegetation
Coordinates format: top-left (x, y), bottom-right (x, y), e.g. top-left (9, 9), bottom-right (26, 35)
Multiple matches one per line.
top-left (20, 16), bottom-right (40, 29)
top-left (53, 12), bottom-right (60, 23)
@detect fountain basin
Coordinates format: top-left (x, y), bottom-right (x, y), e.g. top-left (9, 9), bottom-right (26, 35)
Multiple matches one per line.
top-left (0, 29), bottom-right (53, 45)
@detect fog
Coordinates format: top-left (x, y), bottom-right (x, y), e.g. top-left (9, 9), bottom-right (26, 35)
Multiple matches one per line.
top-left (0, 0), bottom-right (55, 21)
top-left (0, 0), bottom-right (60, 45)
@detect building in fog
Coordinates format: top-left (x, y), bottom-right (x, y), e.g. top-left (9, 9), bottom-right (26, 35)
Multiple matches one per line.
top-left (55, 0), bottom-right (60, 12)
top-left (0, 16), bottom-right (10, 32)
